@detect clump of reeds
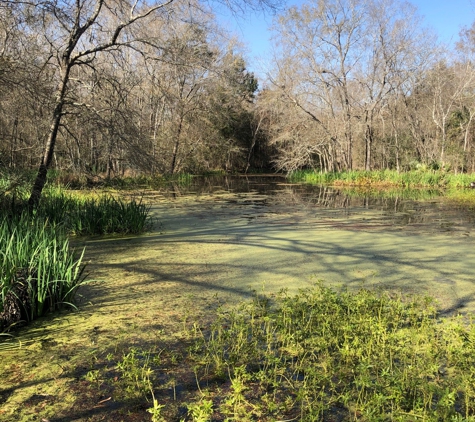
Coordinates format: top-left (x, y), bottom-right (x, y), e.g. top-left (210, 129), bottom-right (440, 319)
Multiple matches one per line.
top-left (0, 171), bottom-right (152, 331)
top-left (38, 190), bottom-right (152, 235)
top-left (289, 169), bottom-right (475, 189)
top-left (0, 215), bottom-right (87, 331)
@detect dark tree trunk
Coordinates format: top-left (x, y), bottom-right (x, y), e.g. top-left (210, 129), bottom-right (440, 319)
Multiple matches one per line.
top-left (28, 65), bottom-right (70, 209)
top-left (365, 124), bottom-right (373, 171)
top-left (170, 116), bottom-right (184, 174)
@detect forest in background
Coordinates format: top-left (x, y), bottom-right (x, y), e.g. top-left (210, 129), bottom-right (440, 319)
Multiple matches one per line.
top-left (1, 0), bottom-right (475, 184)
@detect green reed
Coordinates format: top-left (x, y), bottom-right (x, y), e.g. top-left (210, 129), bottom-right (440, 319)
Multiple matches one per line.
top-left (289, 169), bottom-right (475, 189)
top-left (0, 215), bottom-right (87, 331)
top-left (1, 181), bottom-right (151, 236)
top-left (61, 195), bottom-right (152, 236)
top-left (0, 173), bottom-right (152, 331)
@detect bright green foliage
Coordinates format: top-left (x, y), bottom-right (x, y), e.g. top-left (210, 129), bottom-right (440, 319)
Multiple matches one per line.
top-left (289, 169), bottom-right (475, 189)
top-left (105, 286), bottom-right (475, 420)
top-left (63, 195), bottom-right (151, 236)
top-left (185, 285), bottom-right (475, 420)
top-left (2, 188), bottom-right (152, 236)
top-left (187, 397), bottom-right (214, 421)
top-left (35, 187), bottom-right (151, 235)
top-left (0, 215), bottom-right (87, 331)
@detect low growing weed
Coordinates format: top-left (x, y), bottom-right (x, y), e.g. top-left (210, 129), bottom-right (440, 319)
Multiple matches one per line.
top-left (167, 285), bottom-right (475, 420)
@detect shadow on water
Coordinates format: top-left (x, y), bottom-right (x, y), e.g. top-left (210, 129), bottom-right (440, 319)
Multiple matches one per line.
top-left (73, 174), bottom-right (475, 317)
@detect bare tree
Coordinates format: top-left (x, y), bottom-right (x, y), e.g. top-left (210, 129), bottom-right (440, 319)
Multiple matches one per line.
top-left (6, 0), bottom-right (178, 208)
top-left (264, 0), bottom-right (436, 172)
top-left (0, 0), bottom-right (281, 205)
top-left (354, 0), bottom-right (434, 170)
top-left (268, 0), bottom-right (366, 170)
top-left (0, 4), bottom-right (54, 170)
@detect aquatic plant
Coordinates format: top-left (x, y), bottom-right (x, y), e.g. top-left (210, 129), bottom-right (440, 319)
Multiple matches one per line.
top-left (63, 194), bottom-right (152, 236)
top-left (289, 169), bottom-right (475, 189)
top-left (0, 186), bottom-right (152, 237)
top-left (0, 215), bottom-right (87, 331)
top-left (182, 285), bottom-right (475, 420)
top-left (95, 285), bottom-right (475, 421)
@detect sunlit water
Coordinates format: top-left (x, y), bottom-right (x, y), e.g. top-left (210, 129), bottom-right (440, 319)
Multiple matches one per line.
top-left (104, 174), bottom-right (475, 316)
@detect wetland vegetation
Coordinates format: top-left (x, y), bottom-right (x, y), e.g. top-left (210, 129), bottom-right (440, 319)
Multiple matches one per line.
top-left (0, 171), bottom-right (152, 332)
top-left (2, 171), bottom-right (475, 421)
top-left (3, 0), bottom-right (475, 417)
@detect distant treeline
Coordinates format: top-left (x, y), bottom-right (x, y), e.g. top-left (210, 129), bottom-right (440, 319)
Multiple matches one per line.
top-left (1, 0), bottom-right (475, 183)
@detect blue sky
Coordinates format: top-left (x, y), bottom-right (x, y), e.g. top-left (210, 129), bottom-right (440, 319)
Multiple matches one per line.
top-left (217, 0), bottom-right (475, 77)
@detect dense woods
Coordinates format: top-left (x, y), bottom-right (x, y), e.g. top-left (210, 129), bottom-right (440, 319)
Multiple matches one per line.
top-left (1, 0), bottom-right (475, 186)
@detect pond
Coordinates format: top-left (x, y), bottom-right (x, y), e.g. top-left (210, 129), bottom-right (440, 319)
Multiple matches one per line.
top-left (84, 174), bottom-right (475, 316)
top-left (2, 174), bottom-right (475, 420)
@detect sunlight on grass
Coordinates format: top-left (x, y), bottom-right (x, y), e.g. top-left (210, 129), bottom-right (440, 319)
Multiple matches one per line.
top-left (92, 285), bottom-right (475, 421)
top-left (0, 215), bottom-right (87, 331)
top-left (289, 169), bottom-right (475, 190)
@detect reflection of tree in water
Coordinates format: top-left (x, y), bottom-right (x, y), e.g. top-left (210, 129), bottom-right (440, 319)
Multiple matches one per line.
top-left (276, 184), bottom-right (475, 228)
top-left (269, 183), bottom-right (438, 213)
top-left (161, 175), bottom-right (475, 229)
top-left (163, 174), bottom-right (287, 197)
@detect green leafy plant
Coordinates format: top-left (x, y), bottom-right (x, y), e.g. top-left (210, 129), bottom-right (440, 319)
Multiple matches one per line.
top-left (102, 285), bottom-right (475, 420)
top-left (0, 215), bottom-right (87, 331)
top-left (187, 397), bottom-right (214, 422)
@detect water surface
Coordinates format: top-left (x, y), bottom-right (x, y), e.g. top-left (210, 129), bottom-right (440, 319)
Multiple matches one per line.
top-left (86, 174), bottom-right (475, 315)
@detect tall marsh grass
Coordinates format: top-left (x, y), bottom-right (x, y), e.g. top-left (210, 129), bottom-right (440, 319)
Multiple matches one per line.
top-left (289, 169), bottom-right (475, 189)
top-left (0, 216), bottom-right (87, 331)
top-left (38, 190), bottom-right (152, 235)
top-left (0, 187), bottom-right (152, 236)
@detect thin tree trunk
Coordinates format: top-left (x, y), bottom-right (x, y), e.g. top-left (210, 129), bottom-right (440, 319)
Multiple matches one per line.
top-left (28, 65), bottom-right (70, 208)
top-left (365, 125), bottom-right (373, 171)
top-left (170, 116), bottom-right (184, 175)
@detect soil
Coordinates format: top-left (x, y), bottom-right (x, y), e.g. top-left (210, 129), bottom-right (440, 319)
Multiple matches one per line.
top-left (2, 186), bottom-right (475, 421)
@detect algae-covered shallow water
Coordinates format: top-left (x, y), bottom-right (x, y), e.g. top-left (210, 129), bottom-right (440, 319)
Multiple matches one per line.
top-left (2, 175), bottom-right (475, 420)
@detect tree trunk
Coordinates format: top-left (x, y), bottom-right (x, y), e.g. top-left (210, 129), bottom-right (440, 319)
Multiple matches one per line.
top-left (28, 65), bottom-right (70, 208)
top-left (170, 116), bottom-right (184, 175)
top-left (365, 125), bottom-right (373, 171)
